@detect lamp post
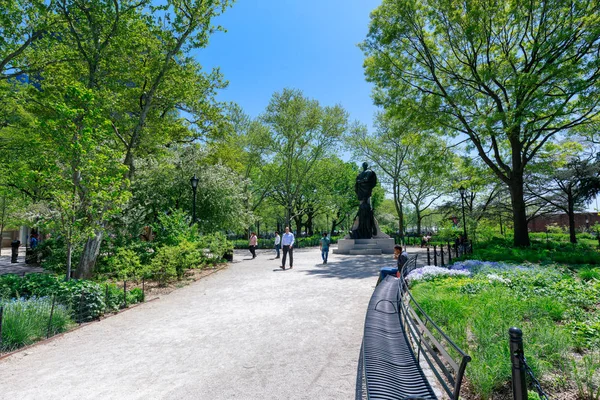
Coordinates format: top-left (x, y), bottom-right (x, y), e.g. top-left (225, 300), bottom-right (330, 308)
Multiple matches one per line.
top-left (459, 186), bottom-right (467, 240)
top-left (190, 174), bottom-right (199, 225)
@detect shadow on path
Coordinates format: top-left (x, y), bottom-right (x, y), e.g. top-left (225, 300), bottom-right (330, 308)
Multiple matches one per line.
top-left (304, 255), bottom-right (393, 280)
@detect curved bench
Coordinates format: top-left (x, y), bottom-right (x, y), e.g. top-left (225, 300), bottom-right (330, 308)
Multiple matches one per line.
top-left (359, 270), bottom-right (471, 400)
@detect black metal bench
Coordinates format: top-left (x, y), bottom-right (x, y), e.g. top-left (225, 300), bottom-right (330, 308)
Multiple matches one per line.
top-left (358, 266), bottom-right (471, 399)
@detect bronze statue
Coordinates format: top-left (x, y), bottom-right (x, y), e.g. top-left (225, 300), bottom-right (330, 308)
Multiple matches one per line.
top-left (353, 162), bottom-right (378, 239)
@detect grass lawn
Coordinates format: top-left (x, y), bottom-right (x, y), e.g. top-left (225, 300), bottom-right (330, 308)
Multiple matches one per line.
top-left (409, 261), bottom-right (600, 399)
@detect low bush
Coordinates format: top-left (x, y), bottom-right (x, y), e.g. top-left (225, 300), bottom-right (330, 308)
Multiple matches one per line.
top-left (199, 232), bottom-right (233, 262)
top-left (457, 237), bottom-right (600, 266)
top-left (232, 234), bottom-right (342, 249)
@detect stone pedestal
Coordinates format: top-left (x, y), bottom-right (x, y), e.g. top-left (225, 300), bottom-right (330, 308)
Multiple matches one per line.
top-left (333, 238), bottom-right (395, 255)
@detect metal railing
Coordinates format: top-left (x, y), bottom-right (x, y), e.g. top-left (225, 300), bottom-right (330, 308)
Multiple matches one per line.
top-left (398, 264), bottom-right (472, 399)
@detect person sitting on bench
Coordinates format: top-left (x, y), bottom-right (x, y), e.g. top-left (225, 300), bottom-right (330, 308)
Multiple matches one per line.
top-left (395, 244), bottom-right (409, 270)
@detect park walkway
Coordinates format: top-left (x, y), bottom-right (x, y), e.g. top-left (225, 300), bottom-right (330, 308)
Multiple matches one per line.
top-left (0, 245), bottom-right (425, 400)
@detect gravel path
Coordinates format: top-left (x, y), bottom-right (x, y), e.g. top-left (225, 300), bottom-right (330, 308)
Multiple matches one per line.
top-left (0, 246), bottom-right (404, 400)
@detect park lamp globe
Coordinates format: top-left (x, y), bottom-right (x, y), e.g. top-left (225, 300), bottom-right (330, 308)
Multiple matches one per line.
top-left (190, 174), bottom-right (199, 190)
top-left (459, 186), bottom-right (466, 198)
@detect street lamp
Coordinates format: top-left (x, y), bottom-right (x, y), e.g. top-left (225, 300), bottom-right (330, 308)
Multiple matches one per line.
top-left (190, 174), bottom-right (199, 224)
top-left (586, 216), bottom-right (590, 232)
top-left (459, 186), bottom-right (467, 240)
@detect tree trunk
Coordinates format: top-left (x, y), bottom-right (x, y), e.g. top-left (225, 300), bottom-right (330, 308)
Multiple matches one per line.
top-left (330, 218), bottom-right (338, 237)
top-left (65, 241), bottom-right (73, 281)
top-left (416, 208), bottom-right (422, 236)
top-left (75, 232), bottom-right (103, 279)
top-left (294, 216), bottom-right (302, 236)
top-left (307, 213), bottom-right (314, 236)
top-left (567, 191), bottom-right (577, 244)
top-left (509, 177), bottom-right (531, 247)
top-left (392, 180), bottom-right (404, 237)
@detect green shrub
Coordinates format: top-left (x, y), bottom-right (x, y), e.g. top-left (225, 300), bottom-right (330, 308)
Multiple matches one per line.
top-left (579, 268), bottom-right (600, 282)
top-left (153, 209), bottom-right (198, 246)
top-left (127, 287), bottom-right (144, 304)
top-left (149, 245), bottom-right (180, 284)
top-left (0, 297), bottom-right (72, 351)
top-left (231, 234), bottom-right (342, 249)
top-left (200, 232), bottom-right (232, 262)
top-left (56, 280), bottom-right (105, 322)
top-left (105, 247), bottom-right (146, 280)
top-left (103, 283), bottom-right (124, 312)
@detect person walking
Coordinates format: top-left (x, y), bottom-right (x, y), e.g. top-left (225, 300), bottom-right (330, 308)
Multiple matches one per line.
top-left (320, 232), bottom-right (330, 264)
top-left (274, 231), bottom-right (281, 259)
top-left (280, 227), bottom-right (295, 270)
top-left (248, 232), bottom-right (257, 259)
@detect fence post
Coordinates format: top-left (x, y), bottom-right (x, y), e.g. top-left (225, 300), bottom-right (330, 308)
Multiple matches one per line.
top-left (447, 242), bottom-right (452, 264)
top-left (105, 284), bottom-right (109, 312)
top-left (427, 247), bottom-right (431, 265)
top-left (440, 245), bottom-right (445, 266)
top-left (509, 327), bottom-right (527, 400)
top-left (123, 280), bottom-right (127, 308)
top-left (46, 295), bottom-right (56, 338)
top-left (433, 245), bottom-right (438, 266)
top-left (0, 306), bottom-right (3, 346)
top-left (77, 291), bottom-right (85, 324)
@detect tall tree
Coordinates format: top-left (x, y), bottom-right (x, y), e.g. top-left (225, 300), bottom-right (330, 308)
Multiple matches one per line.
top-left (528, 151), bottom-right (600, 243)
top-left (400, 137), bottom-right (454, 235)
top-left (34, 84), bottom-right (129, 280)
top-left (362, 0), bottom-right (600, 246)
top-left (262, 88), bottom-right (348, 230)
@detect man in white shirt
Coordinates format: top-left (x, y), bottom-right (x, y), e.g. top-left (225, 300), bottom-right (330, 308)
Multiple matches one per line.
top-left (274, 231), bottom-right (281, 259)
top-left (280, 226), bottom-right (295, 270)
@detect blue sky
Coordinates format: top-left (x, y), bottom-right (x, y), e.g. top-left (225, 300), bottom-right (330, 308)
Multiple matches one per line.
top-left (196, 0), bottom-right (382, 129)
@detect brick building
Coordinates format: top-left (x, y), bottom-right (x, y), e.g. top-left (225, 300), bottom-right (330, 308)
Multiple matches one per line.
top-left (528, 212), bottom-right (600, 232)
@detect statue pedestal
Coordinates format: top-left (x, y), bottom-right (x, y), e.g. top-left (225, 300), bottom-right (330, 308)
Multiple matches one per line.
top-left (333, 238), bottom-right (395, 255)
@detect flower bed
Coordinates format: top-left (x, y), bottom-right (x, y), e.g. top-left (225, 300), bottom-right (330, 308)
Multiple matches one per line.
top-left (409, 261), bottom-right (600, 399)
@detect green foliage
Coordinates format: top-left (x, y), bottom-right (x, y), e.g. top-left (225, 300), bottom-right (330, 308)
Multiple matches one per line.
top-left (153, 209), bottom-right (196, 246)
top-left (231, 235), bottom-right (342, 249)
top-left (459, 238), bottom-right (600, 265)
top-left (0, 297), bottom-right (72, 352)
top-left (149, 245), bottom-right (181, 284)
top-left (127, 288), bottom-right (144, 304)
top-left (104, 248), bottom-right (145, 280)
top-left (411, 265), bottom-right (600, 398)
top-left (362, 0), bottom-right (600, 247)
top-left (199, 232), bottom-right (233, 262)
top-left (55, 280), bottom-right (105, 322)
top-left (571, 352), bottom-right (600, 400)
top-left (148, 237), bottom-right (216, 283)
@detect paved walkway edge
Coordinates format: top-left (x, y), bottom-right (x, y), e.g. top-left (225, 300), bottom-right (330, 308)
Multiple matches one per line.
top-left (0, 264), bottom-right (228, 362)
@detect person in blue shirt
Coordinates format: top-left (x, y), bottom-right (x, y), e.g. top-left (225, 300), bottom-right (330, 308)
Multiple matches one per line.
top-left (320, 232), bottom-right (330, 264)
top-left (30, 233), bottom-right (39, 249)
top-left (280, 227), bottom-right (295, 270)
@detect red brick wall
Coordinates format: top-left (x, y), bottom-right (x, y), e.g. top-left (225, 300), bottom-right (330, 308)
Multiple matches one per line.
top-left (529, 212), bottom-right (600, 232)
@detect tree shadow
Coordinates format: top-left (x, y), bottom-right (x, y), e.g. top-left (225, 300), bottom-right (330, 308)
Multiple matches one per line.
top-left (304, 255), bottom-right (396, 280)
